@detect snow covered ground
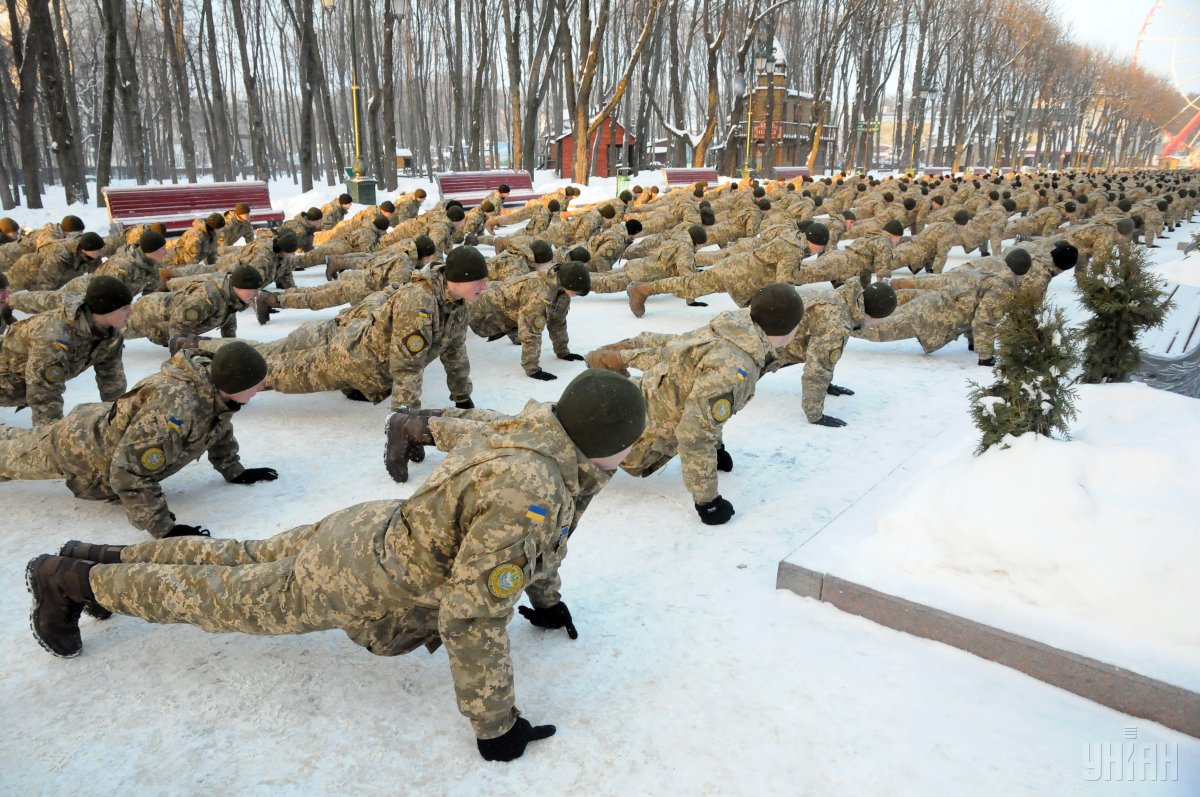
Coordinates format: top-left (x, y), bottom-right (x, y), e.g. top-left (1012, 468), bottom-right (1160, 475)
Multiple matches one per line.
top-left (1, 178), bottom-right (1198, 794)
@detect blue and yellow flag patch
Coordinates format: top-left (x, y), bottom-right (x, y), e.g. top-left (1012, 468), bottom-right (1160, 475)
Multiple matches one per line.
top-left (167, 416), bottom-right (183, 431)
top-left (54, 339), bottom-right (70, 351)
top-left (526, 505), bottom-right (548, 522)
top-left (736, 368), bottom-right (747, 381)
top-left (418, 309), bottom-right (431, 320)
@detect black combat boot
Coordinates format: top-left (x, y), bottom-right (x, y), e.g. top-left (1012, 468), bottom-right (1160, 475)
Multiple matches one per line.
top-left (26, 555), bottom-right (100, 657)
top-left (383, 411), bottom-right (437, 483)
top-left (58, 541), bottom-right (124, 620)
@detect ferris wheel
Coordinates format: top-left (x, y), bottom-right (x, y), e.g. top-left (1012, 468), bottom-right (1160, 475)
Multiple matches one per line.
top-left (1134, 0), bottom-right (1200, 160)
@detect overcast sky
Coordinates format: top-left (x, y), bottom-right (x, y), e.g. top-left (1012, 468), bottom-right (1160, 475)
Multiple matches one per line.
top-left (1052, 0), bottom-right (1198, 94)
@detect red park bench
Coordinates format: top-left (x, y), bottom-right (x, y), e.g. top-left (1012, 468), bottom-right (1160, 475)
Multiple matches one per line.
top-left (102, 180), bottom-right (284, 235)
top-left (773, 166), bottom-right (811, 181)
top-left (664, 168), bottom-right (719, 189)
top-left (435, 170), bottom-right (543, 208)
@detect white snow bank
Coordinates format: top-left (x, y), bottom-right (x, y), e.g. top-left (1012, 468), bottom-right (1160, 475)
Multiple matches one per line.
top-left (863, 381), bottom-right (1200, 660)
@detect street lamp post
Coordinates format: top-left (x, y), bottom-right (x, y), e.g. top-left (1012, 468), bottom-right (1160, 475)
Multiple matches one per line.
top-left (908, 76), bottom-right (939, 174)
top-left (741, 37), bottom-right (774, 179)
top-left (323, 0), bottom-right (376, 204)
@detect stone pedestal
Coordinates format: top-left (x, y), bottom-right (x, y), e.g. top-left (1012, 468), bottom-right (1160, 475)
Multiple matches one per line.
top-left (345, 177), bottom-right (377, 206)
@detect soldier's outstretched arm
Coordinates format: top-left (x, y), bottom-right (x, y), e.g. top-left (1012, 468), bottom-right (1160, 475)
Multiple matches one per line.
top-left (92, 338), bottom-right (127, 402)
top-left (674, 367), bottom-right (743, 506)
top-left (800, 329), bottom-right (847, 424)
top-left (437, 459), bottom-right (569, 743)
top-left (24, 342), bottom-right (74, 426)
top-left (386, 291), bottom-right (437, 411)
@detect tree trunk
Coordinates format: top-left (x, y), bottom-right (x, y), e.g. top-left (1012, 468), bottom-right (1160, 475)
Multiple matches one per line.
top-left (230, 0), bottom-right (270, 180)
top-left (27, 0), bottom-right (88, 202)
top-left (202, 0), bottom-right (234, 181)
top-left (95, 0), bottom-right (120, 204)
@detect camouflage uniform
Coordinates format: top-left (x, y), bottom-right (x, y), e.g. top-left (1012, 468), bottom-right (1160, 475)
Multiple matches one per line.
top-left (251, 266), bottom-right (471, 411)
top-left (0, 351), bottom-right (245, 537)
top-left (319, 200), bottom-right (351, 231)
top-left (469, 269), bottom-right (568, 375)
top-left (276, 251), bottom-right (417, 313)
top-left (852, 277), bottom-right (980, 354)
top-left (290, 224), bottom-right (383, 271)
top-left (220, 211), bottom-right (254, 247)
top-left (102, 224), bottom-right (152, 258)
top-left (393, 193), bottom-right (423, 221)
top-left (590, 231), bottom-right (696, 294)
top-left (585, 226), bottom-right (631, 273)
top-left (905, 220), bottom-right (963, 274)
top-left (764, 282), bottom-right (864, 422)
top-left (7, 245), bottom-right (161, 315)
top-left (0, 295), bottom-right (126, 425)
top-left (795, 234), bottom-right (894, 286)
top-left (164, 220), bottom-right (219, 267)
top-left (638, 230), bottom-right (810, 307)
top-left (124, 272), bottom-right (252, 346)
top-left (4, 239), bottom-right (96, 292)
top-left (278, 215), bottom-right (318, 253)
top-left (601, 309), bottom-right (772, 504)
top-left (87, 400), bottom-right (609, 738)
top-left (896, 259), bottom-right (1016, 359)
top-left (487, 242), bottom-right (539, 284)
top-left (173, 238), bottom-right (296, 290)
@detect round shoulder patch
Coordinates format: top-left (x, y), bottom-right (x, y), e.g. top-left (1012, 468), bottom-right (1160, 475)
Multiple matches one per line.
top-left (829, 348), bottom-right (842, 366)
top-left (531, 315), bottom-right (546, 331)
top-left (43, 364), bottom-right (66, 383)
top-left (139, 447), bottom-right (166, 471)
top-left (183, 308), bottom-right (201, 323)
top-left (487, 563), bottom-right (525, 599)
top-left (710, 396), bottom-right (733, 423)
top-left (404, 332), bottom-right (427, 354)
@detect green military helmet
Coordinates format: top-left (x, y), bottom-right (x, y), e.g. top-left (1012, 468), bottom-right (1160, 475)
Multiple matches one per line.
top-left (1004, 248), bottom-right (1032, 276)
top-left (556, 261), bottom-right (591, 296)
top-left (750, 283), bottom-right (804, 335)
top-left (863, 283), bottom-right (897, 319)
top-left (530, 240), bottom-right (554, 264)
top-left (230, 265), bottom-right (265, 289)
top-left (553, 369), bottom-right (647, 458)
top-left (210, 341), bottom-right (268, 394)
top-left (444, 246), bottom-right (488, 282)
top-left (84, 275), bottom-right (133, 314)
top-left (414, 235), bottom-right (437, 259)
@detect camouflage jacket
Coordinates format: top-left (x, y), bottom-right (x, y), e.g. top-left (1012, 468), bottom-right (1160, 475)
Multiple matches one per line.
top-left (0, 294), bottom-right (126, 425)
top-left (334, 400), bottom-right (611, 738)
top-left (319, 201), bottom-right (350, 230)
top-left (766, 282), bottom-right (863, 422)
top-left (164, 219), bottom-right (219, 267)
top-left (468, 269), bottom-right (564, 375)
top-left (585, 226), bottom-right (631, 272)
top-left (44, 350), bottom-right (244, 536)
top-left (487, 242), bottom-right (537, 284)
top-left (279, 215), bottom-right (317, 252)
top-left (5, 238), bottom-right (94, 292)
top-left (623, 309), bottom-right (773, 503)
top-left (220, 211), bottom-right (255, 247)
top-left (127, 272), bottom-right (250, 346)
top-left (364, 265), bottom-right (472, 410)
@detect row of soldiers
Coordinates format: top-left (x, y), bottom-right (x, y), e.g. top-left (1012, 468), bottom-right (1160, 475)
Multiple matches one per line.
top-left (4, 165), bottom-right (1197, 761)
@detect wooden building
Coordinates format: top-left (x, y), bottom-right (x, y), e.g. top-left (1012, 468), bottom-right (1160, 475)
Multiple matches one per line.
top-left (548, 118), bottom-right (637, 178)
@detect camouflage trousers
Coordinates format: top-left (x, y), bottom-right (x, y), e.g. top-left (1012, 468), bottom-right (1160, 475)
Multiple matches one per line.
top-left (6, 274), bottom-right (95, 314)
top-left (277, 273), bottom-right (371, 312)
top-left (641, 266), bottom-right (754, 306)
top-left (0, 425), bottom-right (61, 481)
top-left (199, 324), bottom-right (376, 398)
top-left (590, 258), bottom-right (687, 294)
top-left (124, 304), bottom-right (238, 347)
top-left (89, 500), bottom-right (430, 650)
top-left (794, 251), bottom-right (870, 287)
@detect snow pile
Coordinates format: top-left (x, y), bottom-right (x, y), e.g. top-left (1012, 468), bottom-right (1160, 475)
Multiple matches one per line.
top-left (863, 382), bottom-right (1200, 654)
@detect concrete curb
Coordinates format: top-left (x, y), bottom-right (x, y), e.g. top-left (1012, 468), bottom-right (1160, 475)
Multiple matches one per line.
top-left (778, 560), bottom-right (1200, 740)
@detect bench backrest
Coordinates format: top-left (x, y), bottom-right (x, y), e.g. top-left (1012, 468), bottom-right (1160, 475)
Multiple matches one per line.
top-left (103, 181), bottom-right (283, 232)
top-left (774, 167), bottom-right (811, 180)
top-left (435, 170), bottom-right (540, 207)
top-left (1140, 284), bottom-right (1200, 356)
top-left (665, 168), bottom-right (719, 188)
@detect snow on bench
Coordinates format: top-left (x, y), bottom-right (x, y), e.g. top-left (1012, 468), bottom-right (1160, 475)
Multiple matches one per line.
top-left (664, 168), bottom-right (719, 189)
top-left (1134, 283), bottom-right (1200, 398)
top-left (102, 181), bottom-right (284, 235)
top-left (434, 171), bottom-right (542, 208)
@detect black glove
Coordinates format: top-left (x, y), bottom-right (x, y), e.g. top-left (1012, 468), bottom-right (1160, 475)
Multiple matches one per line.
top-left (477, 717), bottom-right (557, 762)
top-left (230, 467), bottom-right (279, 485)
top-left (517, 602), bottom-right (578, 639)
top-left (464, 233), bottom-right (480, 246)
top-left (686, 300), bottom-right (708, 307)
top-left (825, 384), bottom-right (855, 396)
top-left (529, 370), bottom-right (558, 381)
top-left (715, 444), bottom-right (733, 473)
top-left (977, 357), bottom-right (996, 367)
top-left (557, 352), bottom-right (585, 362)
top-left (813, 415), bottom-right (847, 428)
top-left (455, 398), bottom-right (476, 409)
top-left (695, 496), bottom-right (735, 526)
top-left (165, 524), bottom-right (211, 538)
